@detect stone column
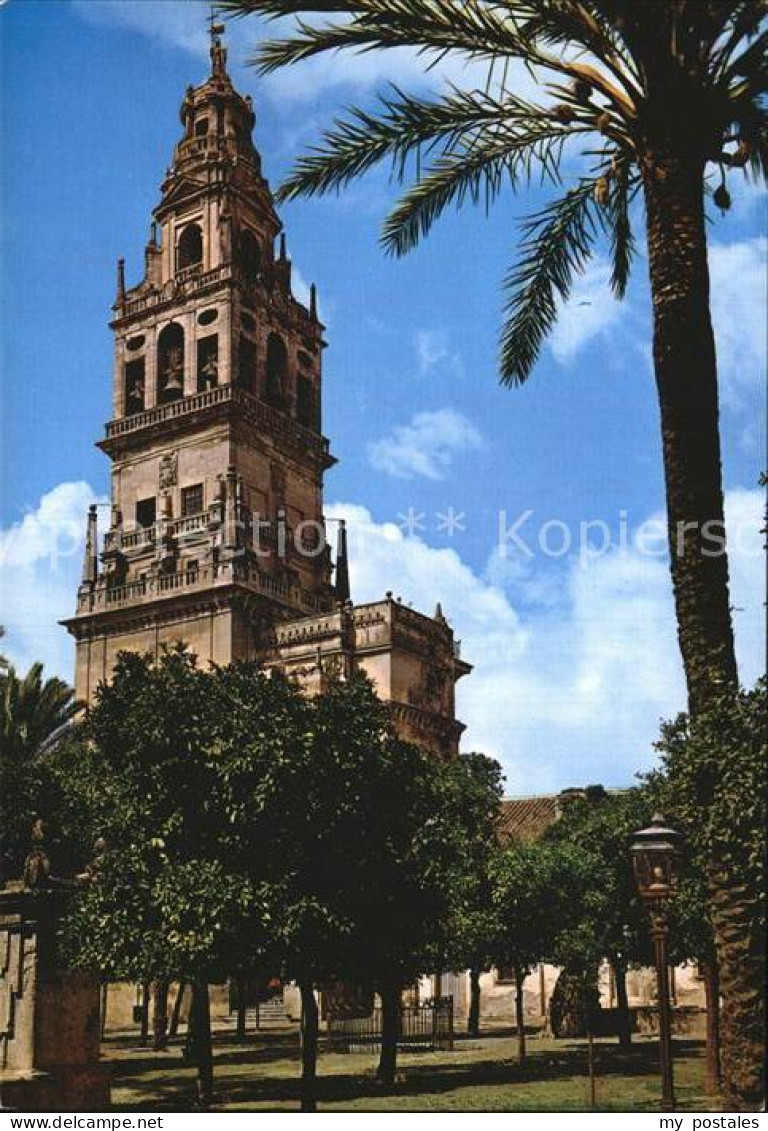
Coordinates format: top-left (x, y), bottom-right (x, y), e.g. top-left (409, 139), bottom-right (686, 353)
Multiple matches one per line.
top-left (0, 883), bottom-right (110, 1112)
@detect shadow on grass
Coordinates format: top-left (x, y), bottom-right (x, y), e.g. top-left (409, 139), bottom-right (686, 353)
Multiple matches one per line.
top-left (107, 1029), bottom-right (708, 1112)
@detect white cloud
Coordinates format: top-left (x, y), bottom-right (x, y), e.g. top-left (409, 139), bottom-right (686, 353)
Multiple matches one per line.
top-left (367, 408), bottom-right (483, 481)
top-left (414, 329), bottom-right (464, 379)
top-left (328, 489), bottom-right (764, 794)
top-left (548, 256), bottom-right (633, 365)
top-left (69, 1), bottom-right (537, 106)
top-left (708, 237), bottom-right (767, 415)
top-left (71, 0), bottom-right (210, 57)
top-left (546, 236), bottom-right (766, 439)
top-left (0, 482), bottom-right (101, 680)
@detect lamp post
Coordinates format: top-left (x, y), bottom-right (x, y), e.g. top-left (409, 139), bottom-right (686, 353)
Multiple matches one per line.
top-left (629, 813), bottom-right (682, 1113)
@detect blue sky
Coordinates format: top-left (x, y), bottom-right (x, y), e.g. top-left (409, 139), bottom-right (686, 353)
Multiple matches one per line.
top-left (1, 0), bottom-right (765, 793)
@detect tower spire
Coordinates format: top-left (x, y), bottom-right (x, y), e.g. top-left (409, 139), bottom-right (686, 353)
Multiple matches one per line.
top-left (115, 258), bottom-right (126, 305)
top-left (81, 505), bottom-right (98, 585)
top-left (335, 519), bottom-right (351, 603)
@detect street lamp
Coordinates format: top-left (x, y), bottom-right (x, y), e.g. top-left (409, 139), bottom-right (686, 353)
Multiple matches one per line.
top-left (629, 813), bottom-right (683, 1113)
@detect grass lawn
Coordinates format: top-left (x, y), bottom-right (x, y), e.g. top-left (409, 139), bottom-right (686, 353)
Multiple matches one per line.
top-left (105, 1024), bottom-right (721, 1113)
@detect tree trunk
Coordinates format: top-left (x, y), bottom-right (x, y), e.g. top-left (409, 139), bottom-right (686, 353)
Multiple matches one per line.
top-left (467, 967), bottom-right (481, 1037)
top-left (642, 141), bottom-right (764, 1110)
top-left (190, 980), bottom-right (214, 1107)
top-left (139, 982), bottom-right (150, 1047)
top-left (586, 1025), bottom-right (597, 1110)
top-left (235, 976), bottom-right (247, 1040)
top-left (170, 980), bottom-right (186, 1038)
top-left (642, 146), bottom-right (738, 717)
top-left (152, 978), bottom-right (170, 1051)
top-left (377, 977), bottom-right (402, 1088)
top-left (514, 968), bottom-right (526, 1063)
top-left (299, 980), bottom-right (319, 1113)
top-left (100, 983), bottom-right (108, 1040)
top-left (612, 961), bottom-right (632, 1049)
top-left (702, 959), bottom-right (722, 1096)
top-left (707, 865), bottom-right (763, 1110)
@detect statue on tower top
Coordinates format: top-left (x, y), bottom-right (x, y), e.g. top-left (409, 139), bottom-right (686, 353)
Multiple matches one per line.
top-left (208, 12), bottom-right (228, 78)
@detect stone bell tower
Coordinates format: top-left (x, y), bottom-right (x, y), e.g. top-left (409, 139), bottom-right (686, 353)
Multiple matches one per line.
top-left (64, 26), bottom-right (470, 759)
top-left (64, 27), bottom-right (334, 699)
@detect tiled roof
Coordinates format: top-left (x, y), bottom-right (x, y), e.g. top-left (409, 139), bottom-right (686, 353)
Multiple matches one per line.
top-left (497, 795), bottom-right (561, 843)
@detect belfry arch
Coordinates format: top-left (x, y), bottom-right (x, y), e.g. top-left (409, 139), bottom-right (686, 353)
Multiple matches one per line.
top-left (157, 322), bottom-right (185, 404)
top-left (177, 223), bottom-right (203, 271)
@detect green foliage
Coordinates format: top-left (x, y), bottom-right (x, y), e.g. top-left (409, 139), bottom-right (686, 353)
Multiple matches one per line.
top-left (0, 661), bottom-right (78, 761)
top-left (59, 648), bottom-right (284, 982)
top-left (0, 661), bottom-right (80, 879)
top-left (441, 752), bottom-right (505, 974)
top-left (218, 0), bottom-right (767, 382)
top-left (650, 680), bottom-right (767, 931)
top-left (57, 650), bottom-right (502, 1004)
top-left (491, 838), bottom-right (580, 977)
top-left (543, 788), bottom-right (652, 971)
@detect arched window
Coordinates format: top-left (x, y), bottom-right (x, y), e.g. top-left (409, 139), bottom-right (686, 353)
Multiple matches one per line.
top-left (238, 336), bottom-right (257, 392)
top-left (296, 376), bottom-right (315, 428)
top-left (265, 333), bottom-right (288, 409)
top-left (197, 334), bottom-right (219, 392)
top-left (157, 322), bottom-right (185, 404)
top-left (124, 357), bottom-right (145, 416)
top-left (238, 229), bottom-right (261, 282)
top-left (177, 223), bottom-right (203, 271)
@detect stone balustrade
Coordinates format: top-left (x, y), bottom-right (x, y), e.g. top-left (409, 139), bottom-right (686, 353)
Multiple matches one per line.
top-left (103, 386), bottom-right (332, 462)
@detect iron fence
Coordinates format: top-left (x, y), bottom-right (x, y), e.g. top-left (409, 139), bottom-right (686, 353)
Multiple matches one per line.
top-left (326, 996), bottom-right (454, 1053)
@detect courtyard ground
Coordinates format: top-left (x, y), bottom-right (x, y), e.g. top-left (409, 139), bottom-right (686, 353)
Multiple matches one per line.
top-left (104, 1025), bottom-right (720, 1112)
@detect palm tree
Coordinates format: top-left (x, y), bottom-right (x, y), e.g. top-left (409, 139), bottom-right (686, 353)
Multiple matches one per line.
top-left (0, 662), bottom-right (79, 762)
top-left (219, 0), bottom-right (766, 1108)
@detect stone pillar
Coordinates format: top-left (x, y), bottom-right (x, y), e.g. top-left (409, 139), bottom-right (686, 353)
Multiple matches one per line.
top-left (0, 884), bottom-right (110, 1112)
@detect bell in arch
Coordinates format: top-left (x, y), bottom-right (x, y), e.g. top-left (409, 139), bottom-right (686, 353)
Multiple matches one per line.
top-left (163, 346), bottom-right (184, 395)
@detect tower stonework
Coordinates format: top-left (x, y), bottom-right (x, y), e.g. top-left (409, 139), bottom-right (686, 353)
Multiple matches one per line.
top-left (63, 30), bottom-right (470, 758)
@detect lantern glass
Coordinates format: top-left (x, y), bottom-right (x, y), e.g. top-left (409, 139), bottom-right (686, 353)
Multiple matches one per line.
top-left (629, 814), bottom-right (682, 901)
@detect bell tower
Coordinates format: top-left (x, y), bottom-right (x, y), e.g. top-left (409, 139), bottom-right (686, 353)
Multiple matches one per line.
top-left (64, 25), bottom-right (471, 760)
top-left (64, 26), bottom-right (337, 702)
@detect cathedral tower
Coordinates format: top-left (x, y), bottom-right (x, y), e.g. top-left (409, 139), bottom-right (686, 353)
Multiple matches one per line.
top-left (64, 28), bottom-right (470, 758)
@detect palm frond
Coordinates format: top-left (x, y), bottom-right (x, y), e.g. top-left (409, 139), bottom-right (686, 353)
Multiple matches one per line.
top-left (518, 0), bottom-right (644, 99)
top-left (710, 1), bottom-right (768, 81)
top-left (381, 125), bottom-right (581, 257)
top-left (729, 94), bottom-right (768, 182)
top-left (275, 86), bottom-right (556, 202)
top-left (225, 0), bottom-right (640, 121)
top-left (601, 159), bottom-right (637, 298)
top-left (1, 662), bottom-right (78, 761)
top-left (248, 1), bottom-right (538, 73)
top-left (500, 180), bottom-right (599, 385)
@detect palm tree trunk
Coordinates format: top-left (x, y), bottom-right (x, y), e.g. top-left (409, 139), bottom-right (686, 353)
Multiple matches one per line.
top-left (701, 959), bottom-right (722, 1096)
top-left (514, 968), bottom-right (526, 1063)
top-left (299, 979), bottom-right (319, 1112)
top-left (190, 980), bottom-right (214, 1107)
top-left (707, 865), bottom-right (764, 1110)
top-left (377, 976), bottom-right (401, 1088)
top-left (467, 967), bottom-right (481, 1037)
top-left (642, 146), bottom-right (764, 1111)
top-left (612, 961), bottom-right (631, 1049)
top-left (642, 149), bottom-right (738, 717)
